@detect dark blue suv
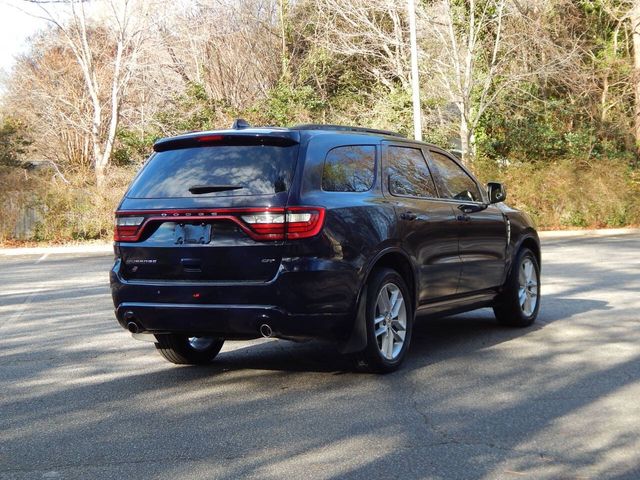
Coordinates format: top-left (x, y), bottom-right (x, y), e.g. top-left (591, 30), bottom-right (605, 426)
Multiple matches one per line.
top-left (110, 122), bottom-right (540, 372)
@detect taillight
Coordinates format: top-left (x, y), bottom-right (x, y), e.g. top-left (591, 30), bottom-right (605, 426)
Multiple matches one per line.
top-left (114, 216), bottom-right (144, 241)
top-left (284, 207), bottom-right (325, 239)
top-left (196, 134), bottom-right (223, 143)
top-left (240, 208), bottom-right (324, 240)
top-left (241, 212), bottom-right (286, 240)
top-left (113, 207), bottom-right (325, 242)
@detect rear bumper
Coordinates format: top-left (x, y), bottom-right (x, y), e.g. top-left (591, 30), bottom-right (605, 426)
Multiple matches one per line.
top-left (110, 258), bottom-right (358, 341)
top-left (114, 302), bottom-right (349, 340)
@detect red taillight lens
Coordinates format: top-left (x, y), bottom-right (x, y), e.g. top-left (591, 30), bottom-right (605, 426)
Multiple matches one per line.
top-left (240, 208), bottom-right (325, 240)
top-left (114, 216), bottom-right (145, 241)
top-left (113, 207), bottom-right (325, 242)
top-left (285, 207), bottom-right (325, 239)
top-left (196, 134), bottom-right (224, 143)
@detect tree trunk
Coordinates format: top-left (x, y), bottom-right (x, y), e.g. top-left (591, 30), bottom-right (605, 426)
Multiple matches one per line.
top-left (91, 104), bottom-right (104, 188)
top-left (279, 0), bottom-right (289, 79)
top-left (460, 114), bottom-right (473, 165)
top-left (95, 39), bottom-right (126, 190)
top-left (632, 0), bottom-right (640, 157)
top-left (458, 98), bottom-right (476, 166)
top-left (95, 163), bottom-right (106, 189)
top-left (601, 74), bottom-right (609, 123)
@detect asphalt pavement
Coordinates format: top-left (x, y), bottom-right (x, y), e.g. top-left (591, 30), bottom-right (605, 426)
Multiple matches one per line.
top-left (0, 233), bottom-right (639, 479)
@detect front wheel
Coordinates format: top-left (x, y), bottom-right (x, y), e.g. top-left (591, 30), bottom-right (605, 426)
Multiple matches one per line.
top-left (494, 247), bottom-right (540, 327)
top-left (353, 268), bottom-right (414, 373)
top-left (155, 334), bottom-right (225, 365)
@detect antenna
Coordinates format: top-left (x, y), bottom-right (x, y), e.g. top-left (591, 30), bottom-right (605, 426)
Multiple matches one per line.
top-left (231, 118), bottom-right (251, 129)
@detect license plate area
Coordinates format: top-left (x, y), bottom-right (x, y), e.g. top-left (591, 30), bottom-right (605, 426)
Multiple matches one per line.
top-left (174, 223), bottom-right (212, 245)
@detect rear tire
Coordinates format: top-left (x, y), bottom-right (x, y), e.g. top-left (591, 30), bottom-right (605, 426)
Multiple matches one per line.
top-left (493, 247), bottom-right (540, 327)
top-left (352, 268), bottom-right (413, 373)
top-left (155, 334), bottom-right (224, 365)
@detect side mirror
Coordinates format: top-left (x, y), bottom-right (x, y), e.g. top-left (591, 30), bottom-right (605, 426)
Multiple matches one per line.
top-left (487, 182), bottom-right (506, 204)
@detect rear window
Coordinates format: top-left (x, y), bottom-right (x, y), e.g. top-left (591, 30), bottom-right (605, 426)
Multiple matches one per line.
top-left (127, 145), bottom-right (298, 198)
top-left (322, 145), bottom-right (376, 192)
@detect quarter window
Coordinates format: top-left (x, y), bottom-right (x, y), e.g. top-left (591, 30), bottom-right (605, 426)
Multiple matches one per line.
top-left (428, 151), bottom-right (482, 202)
top-left (322, 145), bottom-right (376, 192)
top-left (387, 146), bottom-right (437, 198)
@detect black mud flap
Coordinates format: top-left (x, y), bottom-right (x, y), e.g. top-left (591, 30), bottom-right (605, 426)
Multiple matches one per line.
top-left (337, 284), bottom-right (368, 354)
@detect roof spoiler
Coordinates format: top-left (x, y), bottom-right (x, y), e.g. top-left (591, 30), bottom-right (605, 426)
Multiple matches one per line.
top-left (153, 131), bottom-right (300, 152)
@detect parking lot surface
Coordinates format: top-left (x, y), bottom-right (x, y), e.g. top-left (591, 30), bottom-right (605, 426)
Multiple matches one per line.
top-left (1, 234), bottom-right (639, 479)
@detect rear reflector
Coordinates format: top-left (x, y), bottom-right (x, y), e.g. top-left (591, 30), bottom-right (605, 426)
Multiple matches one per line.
top-left (114, 207), bottom-right (325, 242)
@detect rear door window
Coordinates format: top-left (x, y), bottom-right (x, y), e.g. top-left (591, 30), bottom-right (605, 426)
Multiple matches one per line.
top-left (387, 146), bottom-right (438, 198)
top-left (322, 145), bottom-right (376, 192)
top-left (127, 144), bottom-right (298, 198)
top-left (428, 151), bottom-right (482, 202)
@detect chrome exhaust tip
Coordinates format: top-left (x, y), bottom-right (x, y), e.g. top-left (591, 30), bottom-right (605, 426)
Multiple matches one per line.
top-left (123, 311), bottom-right (141, 334)
top-left (127, 321), bottom-right (140, 334)
top-left (259, 323), bottom-right (273, 338)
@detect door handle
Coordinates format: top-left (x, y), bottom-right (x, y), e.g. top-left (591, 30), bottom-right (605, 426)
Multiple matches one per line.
top-left (456, 214), bottom-right (471, 222)
top-left (457, 203), bottom-right (486, 214)
top-left (400, 212), bottom-right (417, 221)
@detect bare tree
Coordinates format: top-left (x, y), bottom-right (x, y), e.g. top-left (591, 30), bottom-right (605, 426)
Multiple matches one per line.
top-left (419, 0), bottom-right (578, 164)
top-left (157, 1), bottom-right (281, 111)
top-left (4, 30), bottom-right (96, 174)
top-left (23, 0), bottom-right (149, 186)
top-left (312, 0), bottom-right (410, 91)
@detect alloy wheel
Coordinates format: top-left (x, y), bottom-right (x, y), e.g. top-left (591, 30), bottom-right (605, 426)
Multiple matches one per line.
top-left (518, 257), bottom-right (539, 316)
top-left (374, 283), bottom-right (407, 360)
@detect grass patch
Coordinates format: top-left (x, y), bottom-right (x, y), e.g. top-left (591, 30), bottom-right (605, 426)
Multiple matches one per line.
top-left (474, 158), bottom-right (640, 229)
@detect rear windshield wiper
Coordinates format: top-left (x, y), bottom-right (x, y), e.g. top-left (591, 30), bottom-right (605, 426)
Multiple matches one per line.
top-left (188, 184), bottom-right (244, 194)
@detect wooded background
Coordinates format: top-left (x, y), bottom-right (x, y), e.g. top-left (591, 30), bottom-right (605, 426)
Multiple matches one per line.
top-left (1, 0), bottom-right (639, 242)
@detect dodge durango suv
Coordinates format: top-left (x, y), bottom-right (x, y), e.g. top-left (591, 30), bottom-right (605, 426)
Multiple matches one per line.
top-left (110, 121), bottom-right (541, 372)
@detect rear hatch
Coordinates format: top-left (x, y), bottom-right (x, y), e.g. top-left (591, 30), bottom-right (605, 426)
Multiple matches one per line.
top-left (115, 131), bottom-right (320, 282)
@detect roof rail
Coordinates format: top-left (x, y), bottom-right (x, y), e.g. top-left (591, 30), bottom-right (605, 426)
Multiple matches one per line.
top-left (293, 124), bottom-right (406, 138)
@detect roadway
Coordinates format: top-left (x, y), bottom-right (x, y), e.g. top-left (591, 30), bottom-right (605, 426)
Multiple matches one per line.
top-left (0, 233), bottom-right (638, 479)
